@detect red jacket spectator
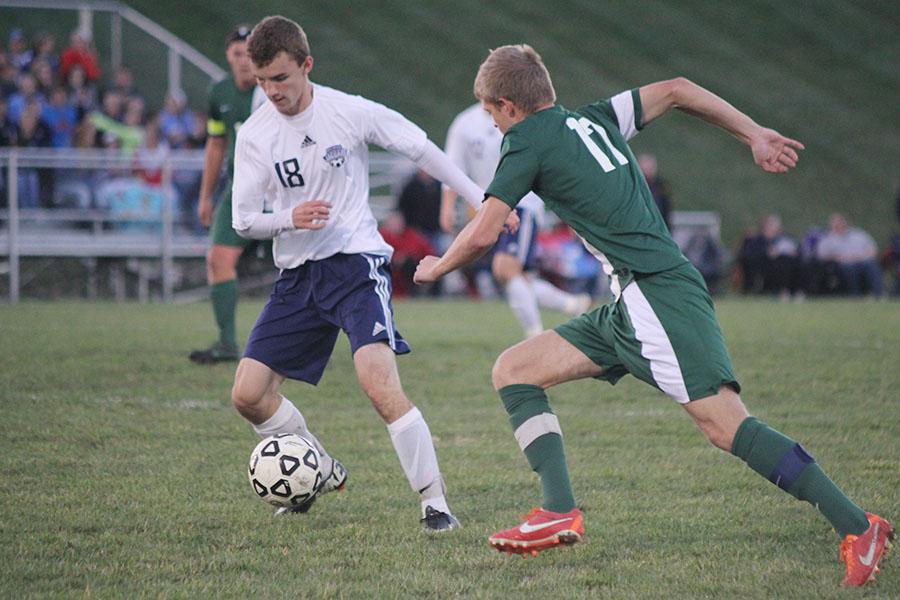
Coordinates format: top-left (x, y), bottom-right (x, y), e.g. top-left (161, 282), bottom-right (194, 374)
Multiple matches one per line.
top-left (379, 212), bottom-right (435, 297)
top-left (60, 31), bottom-right (101, 82)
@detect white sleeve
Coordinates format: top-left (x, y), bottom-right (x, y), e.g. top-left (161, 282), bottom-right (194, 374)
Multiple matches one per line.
top-left (362, 98), bottom-right (483, 210)
top-left (610, 90), bottom-right (639, 141)
top-left (363, 98), bottom-right (429, 160)
top-left (231, 134), bottom-right (295, 239)
top-left (415, 140), bottom-right (484, 211)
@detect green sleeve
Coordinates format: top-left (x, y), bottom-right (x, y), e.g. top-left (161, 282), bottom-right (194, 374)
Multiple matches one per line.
top-left (577, 88), bottom-right (643, 137)
top-left (207, 81), bottom-right (225, 137)
top-left (485, 130), bottom-right (541, 209)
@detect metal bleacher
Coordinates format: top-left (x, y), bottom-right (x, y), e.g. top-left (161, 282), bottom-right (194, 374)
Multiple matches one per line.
top-left (0, 147), bottom-right (413, 303)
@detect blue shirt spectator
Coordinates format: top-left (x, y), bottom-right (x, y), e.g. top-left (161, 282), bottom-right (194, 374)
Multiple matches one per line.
top-left (41, 87), bottom-right (78, 147)
top-left (8, 73), bottom-right (45, 122)
top-left (159, 89), bottom-right (195, 148)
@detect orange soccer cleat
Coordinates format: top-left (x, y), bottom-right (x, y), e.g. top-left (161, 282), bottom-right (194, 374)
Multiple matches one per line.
top-left (489, 507), bottom-right (584, 556)
top-left (840, 512), bottom-right (894, 587)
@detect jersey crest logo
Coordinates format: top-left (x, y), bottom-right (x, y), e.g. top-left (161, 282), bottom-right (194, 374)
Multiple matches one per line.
top-left (323, 144), bottom-right (348, 168)
top-left (301, 135), bottom-right (316, 148)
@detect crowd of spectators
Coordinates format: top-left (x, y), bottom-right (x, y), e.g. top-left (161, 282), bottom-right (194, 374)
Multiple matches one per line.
top-left (736, 210), bottom-right (896, 300)
top-left (0, 27), bottom-right (206, 232)
top-left (386, 165), bottom-right (898, 302)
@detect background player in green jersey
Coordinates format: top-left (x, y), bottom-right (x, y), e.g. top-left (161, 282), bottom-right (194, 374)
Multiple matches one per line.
top-left (190, 26), bottom-right (266, 364)
top-left (414, 44), bottom-right (892, 586)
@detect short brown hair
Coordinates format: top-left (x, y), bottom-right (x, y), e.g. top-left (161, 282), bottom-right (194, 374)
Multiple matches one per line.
top-left (248, 16), bottom-right (310, 68)
top-left (473, 44), bottom-right (556, 113)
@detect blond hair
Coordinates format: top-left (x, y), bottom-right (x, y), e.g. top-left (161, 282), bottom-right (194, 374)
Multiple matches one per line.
top-left (473, 44), bottom-right (556, 113)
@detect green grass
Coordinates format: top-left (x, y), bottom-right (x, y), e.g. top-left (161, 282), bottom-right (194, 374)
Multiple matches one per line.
top-left (0, 298), bottom-right (898, 598)
top-left (2, 1), bottom-right (899, 246)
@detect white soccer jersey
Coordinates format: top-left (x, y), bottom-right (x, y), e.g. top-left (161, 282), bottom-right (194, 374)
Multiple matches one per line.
top-left (232, 84), bottom-right (430, 269)
top-left (444, 103), bottom-right (544, 221)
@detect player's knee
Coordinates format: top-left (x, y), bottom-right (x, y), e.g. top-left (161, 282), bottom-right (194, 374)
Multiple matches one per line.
top-left (231, 377), bottom-right (263, 413)
top-left (492, 349), bottom-right (526, 390)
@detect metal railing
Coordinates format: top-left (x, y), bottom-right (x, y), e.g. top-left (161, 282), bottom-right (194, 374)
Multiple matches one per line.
top-left (0, 148), bottom-right (414, 303)
top-left (0, 0), bottom-right (225, 97)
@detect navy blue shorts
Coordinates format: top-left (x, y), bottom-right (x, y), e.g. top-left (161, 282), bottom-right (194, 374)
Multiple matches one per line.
top-left (244, 253), bottom-right (410, 384)
top-left (495, 208), bottom-right (539, 271)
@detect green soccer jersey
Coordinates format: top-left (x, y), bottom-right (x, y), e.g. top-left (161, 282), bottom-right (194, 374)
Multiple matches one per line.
top-left (486, 89), bottom-right (688, 294)
top-left (207, 76), bottom-right (256, 177)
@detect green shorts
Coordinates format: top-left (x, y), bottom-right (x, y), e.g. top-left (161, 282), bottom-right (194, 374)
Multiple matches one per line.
top-left (210, 188), bottom-right (253, 248)
top-left (555, 262), bottom-right (739, 403)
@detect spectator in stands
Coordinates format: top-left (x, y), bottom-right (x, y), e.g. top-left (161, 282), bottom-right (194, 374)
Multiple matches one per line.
top-left (798, 226), bottom-right (839, 295)
top-left (736, 225), bottom-right (767, 294)
top-left (109, 66), bottom-right (141, 102)
top-left (186, 110), bottom-right (207, 148)
top-left (30, 59), bottom-right (55, 96)
top-left (32, 32), bottom-right (59, 75)
top-left (397, 169), bottom-right (447, 295)
top-left (41, 86), bottom-right (78, 148)
top-left (65, 64), bottom-right (97, 119)
top-left (536, 221), bottom-right (602, 296)
top-left (122, 96), bottom-right (146, 128)
top-left (761, 213), bottom-right (803, 300)
top-left (98, 89), bottom-right (124, 122)
top-left (7, 29), bottom-right (33, 73)
top-left (379, 211), bottom-right (436, 297)
top-left (0, 53), bottom-right (18, 97)
top-left (683, 227), bottom-right (724, 294)
top-left (398, 168), bottom-right (443, 248)
top-left (15, 99), bottom-right (51, 208)
top-left (8, 73), bottom-right (44, 122)
top-left (90, 91), bottom-right (142, 152)
top-left (817, 213), bottom-right (884, 297)
top-left (638, 153), bottom-right (672, 231)
top-left (159, 89), bottom-right (195, 148)
top-left (133, 113), bottom-right (168, 186)
top-left (60, 30), bottom-right (101, 83)
top-left (0, 97), bottom-right (17, 145)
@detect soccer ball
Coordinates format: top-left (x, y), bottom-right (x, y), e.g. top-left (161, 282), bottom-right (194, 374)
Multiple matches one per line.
top-left (248, 433), bottom-right (323, 508)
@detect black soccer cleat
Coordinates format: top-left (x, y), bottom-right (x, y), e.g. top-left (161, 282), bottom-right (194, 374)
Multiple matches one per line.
top-left (189, 342), bottom-right (239, 364)
top-left (274, 494), bottom-right (317, 516)
top-left (421, 505), bottom-right (460, 532)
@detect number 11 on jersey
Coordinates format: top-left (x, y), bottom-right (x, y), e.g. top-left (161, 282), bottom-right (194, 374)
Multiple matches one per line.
top-left (565, 117), bottom-right (629, 173)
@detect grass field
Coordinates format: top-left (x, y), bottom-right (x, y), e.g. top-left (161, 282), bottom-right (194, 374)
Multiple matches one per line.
top-left (0, 298), bottom-right (898, 598)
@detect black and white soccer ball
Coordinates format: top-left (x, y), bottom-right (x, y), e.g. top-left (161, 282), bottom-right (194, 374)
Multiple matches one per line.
top-left (248, 434), bottom-right (323, 508)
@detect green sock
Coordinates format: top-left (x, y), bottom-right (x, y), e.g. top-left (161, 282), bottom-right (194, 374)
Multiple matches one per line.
top-left (499, 384), bottom-right (575, 513)
top-left (731, 416), bottom-right (869, 537)
top-left (210, 279), bottom-right (238, 349)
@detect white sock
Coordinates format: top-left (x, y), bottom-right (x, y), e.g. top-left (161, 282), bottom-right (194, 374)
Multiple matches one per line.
top-left (506, 275), bottom-right (542, 337)
top-left (387, 407), bottom-right (450, 516)
top-left (252, 396), bottom-right (334, 472)
top-left (531, 277), bottom-right (573, 311)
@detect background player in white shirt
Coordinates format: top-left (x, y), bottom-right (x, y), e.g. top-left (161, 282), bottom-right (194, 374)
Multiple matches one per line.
top-left (230, 16), bottom-right (504, 530)
top-left (441, 104), bottom-right (591, 338)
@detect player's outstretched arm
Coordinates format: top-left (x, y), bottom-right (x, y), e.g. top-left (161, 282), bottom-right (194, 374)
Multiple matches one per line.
top-left (414, 197), bottom-right (511, 284)
top-left (639, 78), bottom-right (804, 173)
